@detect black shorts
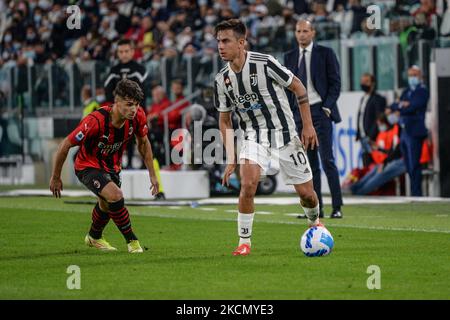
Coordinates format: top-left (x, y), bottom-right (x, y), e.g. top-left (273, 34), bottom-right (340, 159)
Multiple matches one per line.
top-left (75, 168), bottom-right (121, 198)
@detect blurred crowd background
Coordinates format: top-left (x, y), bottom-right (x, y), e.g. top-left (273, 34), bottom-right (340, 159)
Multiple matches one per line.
top-left (0, 0), bottom-right (449, 196)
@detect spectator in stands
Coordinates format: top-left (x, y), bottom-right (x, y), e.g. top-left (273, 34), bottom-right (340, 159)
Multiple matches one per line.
top-left (81, 85), bottom-right (100, 118)
top-left (389, 65), bottom-right (429, 196)
top-left (104, 39), bottom-right (147, 104)
top-left (104, 38), bottom-right (148, 169)
top-left (351, 113), bottom-right (406, 195)
top-left (137, 16), bottom-right (157, 61)
top-left (171, 78), bottom-right (189, 112)
top-left (147, 85), bottom-right (171, 131)
top-left (356, 73), bottom-right (387, 167)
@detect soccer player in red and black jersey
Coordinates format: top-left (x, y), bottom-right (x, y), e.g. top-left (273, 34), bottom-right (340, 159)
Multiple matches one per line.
top-left (49, 79), bottom-right (159, 253)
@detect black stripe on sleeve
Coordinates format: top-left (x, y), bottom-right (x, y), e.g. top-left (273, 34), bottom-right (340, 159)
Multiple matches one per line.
top-left (264, 65), bottom-right (291, 146)
top-left (249, 62), bottom-right (275, 147)
top-left (267, 59), bottom-right (290, 83)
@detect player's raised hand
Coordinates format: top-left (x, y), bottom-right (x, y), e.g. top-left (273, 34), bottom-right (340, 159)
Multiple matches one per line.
top-left (301, 125), bottom-right (319, 150)
top-left (222, 163), bottom-right (237, 187)
top-left (49, 176), bottom-right (63, 198)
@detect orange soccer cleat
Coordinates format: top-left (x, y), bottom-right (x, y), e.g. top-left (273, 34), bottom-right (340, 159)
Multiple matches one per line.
top-left (232, 243), bottom-right (251, 256)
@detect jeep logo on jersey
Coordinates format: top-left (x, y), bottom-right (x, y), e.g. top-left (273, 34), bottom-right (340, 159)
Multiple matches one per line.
top-left (235, 93), bottom-right (258, 105)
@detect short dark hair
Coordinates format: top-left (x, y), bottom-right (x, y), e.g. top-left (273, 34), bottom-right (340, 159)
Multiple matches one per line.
top-left (117, 38), bottom-right (134, 48)
top-left (362, 73), bottom-right (376, 83)
top-left (214, 19), bottom-right (246, 39)
top-left (113, 79), bottom-right (143, 103)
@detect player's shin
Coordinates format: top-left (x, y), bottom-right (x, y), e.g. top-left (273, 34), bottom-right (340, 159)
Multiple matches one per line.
top-left (238, 212), bottom-right (254, 246)
top-left (108, 198), bottom-right (138, 242)
top-left (89, 202), bottom-right (110, 239)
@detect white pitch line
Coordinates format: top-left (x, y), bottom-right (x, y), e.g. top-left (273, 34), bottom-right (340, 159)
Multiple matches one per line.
top-left (285, 213), bottom-right (301, 217)
top-left (129, 211), bottom-right (450, 234)
top-left (256, 211), bottom-right (273, 215)
top-left (225, 210), bottom-right (238, 213)
top-left (199, 208), bottom-right (217, 211)
top-left (2, 204), bottom-right (449, 234)
top-left (168, 206), bottom-right (182, 210)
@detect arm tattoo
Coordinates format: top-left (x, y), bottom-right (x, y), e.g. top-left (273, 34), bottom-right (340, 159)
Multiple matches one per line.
top-left (296, 94), bottom-right (309, 106)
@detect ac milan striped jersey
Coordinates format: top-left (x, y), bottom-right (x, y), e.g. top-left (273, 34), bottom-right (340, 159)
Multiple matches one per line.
top-left (214, 51), bottom-right (298, 148)
top-left (68, 106), bottom-right (148, 173)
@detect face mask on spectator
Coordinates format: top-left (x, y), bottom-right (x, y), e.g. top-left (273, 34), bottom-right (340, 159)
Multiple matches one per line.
top-left (360, 84), bottom-right (371, 93)
top-left (408, 76), bottom-right (420, 88)
top-left (38, 0), bottom-right (52, 10)
top-left (378, 124), bottom-right (387, 132)
top-left (204, 33), bottom-right (214, 42)
top-left (96, 95), bottom-right (105, 103)
top-left (41, 31), bottom-right (51, 40)
top-left (205, 15), bottom-right (216, 25)
top-left (13, 42), bottom-right (21, 50)
top-left (24, 50), bottom-right (36, 60)
top-left (152, 3), bottom-right (162, 10)
top-left (100, 7), bottom-right (109, 15)
top-left (34, 15), bottom-right (42, 24)
top-left (387, 113), bottom-right (399, 125)
top-left (4, 34), bottom-right (12, 43)
top-left (27, 33), bottom-right (36, 41)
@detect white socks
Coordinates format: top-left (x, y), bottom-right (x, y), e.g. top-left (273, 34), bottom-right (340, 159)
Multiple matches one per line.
top-left (238, 212), bottom-right (254, 246)
top-left (302, 204), bottom-right (320, 225)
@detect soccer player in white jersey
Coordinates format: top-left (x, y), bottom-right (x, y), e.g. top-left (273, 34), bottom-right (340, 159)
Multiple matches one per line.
top-left (214, 19), bottom-right (323, 256)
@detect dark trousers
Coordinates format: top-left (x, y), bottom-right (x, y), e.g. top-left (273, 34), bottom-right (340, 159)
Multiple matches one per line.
top-left (298, 104), bottom-right (343, 212)
top-left (400, 131), bottom-right (424, 196)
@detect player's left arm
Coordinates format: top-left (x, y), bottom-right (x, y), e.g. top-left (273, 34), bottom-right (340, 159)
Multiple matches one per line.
top-left (267, 55), bottom-right (318, 150)
top-left (287, 76), bottom-right (319, 150)
top-left (136, 134), bottom-right (159, 196)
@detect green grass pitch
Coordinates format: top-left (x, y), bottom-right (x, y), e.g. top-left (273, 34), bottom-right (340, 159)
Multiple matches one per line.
top-left (0, 196), bottom-right (449, 300)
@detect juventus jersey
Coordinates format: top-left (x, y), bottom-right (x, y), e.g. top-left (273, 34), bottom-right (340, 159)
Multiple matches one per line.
top-left (214, 51), bottom-right (298, 148)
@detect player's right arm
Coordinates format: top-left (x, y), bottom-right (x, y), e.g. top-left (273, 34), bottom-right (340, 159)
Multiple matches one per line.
top-left (50, 115), bottom-right (99, 198)
top-left (219, 111), bottom-right (236, 186)
top-left (49, 137), bottom-right (75, 198)
top-left (215, 77), bottom-right (236, 186)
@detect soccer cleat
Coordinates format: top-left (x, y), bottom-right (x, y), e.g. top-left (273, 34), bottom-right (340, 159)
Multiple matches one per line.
top-left (232, 243), bottom-right (251, 256)
top-left (84, 234), bottom-right (117, 251)
top-left (330, 210), bottom-right (343, 219)
top-left (127, 240), bottom-right (144, 253)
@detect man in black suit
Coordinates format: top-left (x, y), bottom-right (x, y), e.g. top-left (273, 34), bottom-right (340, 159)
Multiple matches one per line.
top-left (356, 73), bottom-right (387, 167)
top-left (284, 19), bottom-right (343, 219)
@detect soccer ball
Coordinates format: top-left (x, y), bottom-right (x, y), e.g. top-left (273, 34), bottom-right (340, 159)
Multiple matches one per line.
top-left (300, 226), bottom-right (334, 257)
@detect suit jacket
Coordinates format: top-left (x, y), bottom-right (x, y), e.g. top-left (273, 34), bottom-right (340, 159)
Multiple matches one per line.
top-left (356, 93), bottom-right (387, 141)
top-left (390, 84), bottom-right (429, 138)
top-left (284, 43), bottom-right (342, 128)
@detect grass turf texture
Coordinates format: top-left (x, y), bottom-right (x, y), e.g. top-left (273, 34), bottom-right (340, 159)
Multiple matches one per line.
top-left (0, 196), bottom-right (449, 299)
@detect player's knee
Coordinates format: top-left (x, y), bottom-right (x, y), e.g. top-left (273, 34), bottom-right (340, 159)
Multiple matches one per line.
top-left (300, 190), bottom-right (317, 207)
top-left (240, 180), bottom-right (258, 198)
top-left (108, 198), bottom-right (125, 212)
top-left (107, 190), bottom-right (123, 203)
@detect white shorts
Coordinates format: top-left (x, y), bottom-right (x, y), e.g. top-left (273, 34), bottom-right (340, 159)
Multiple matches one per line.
top-left (239, 136), bottom-right (313, 185)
